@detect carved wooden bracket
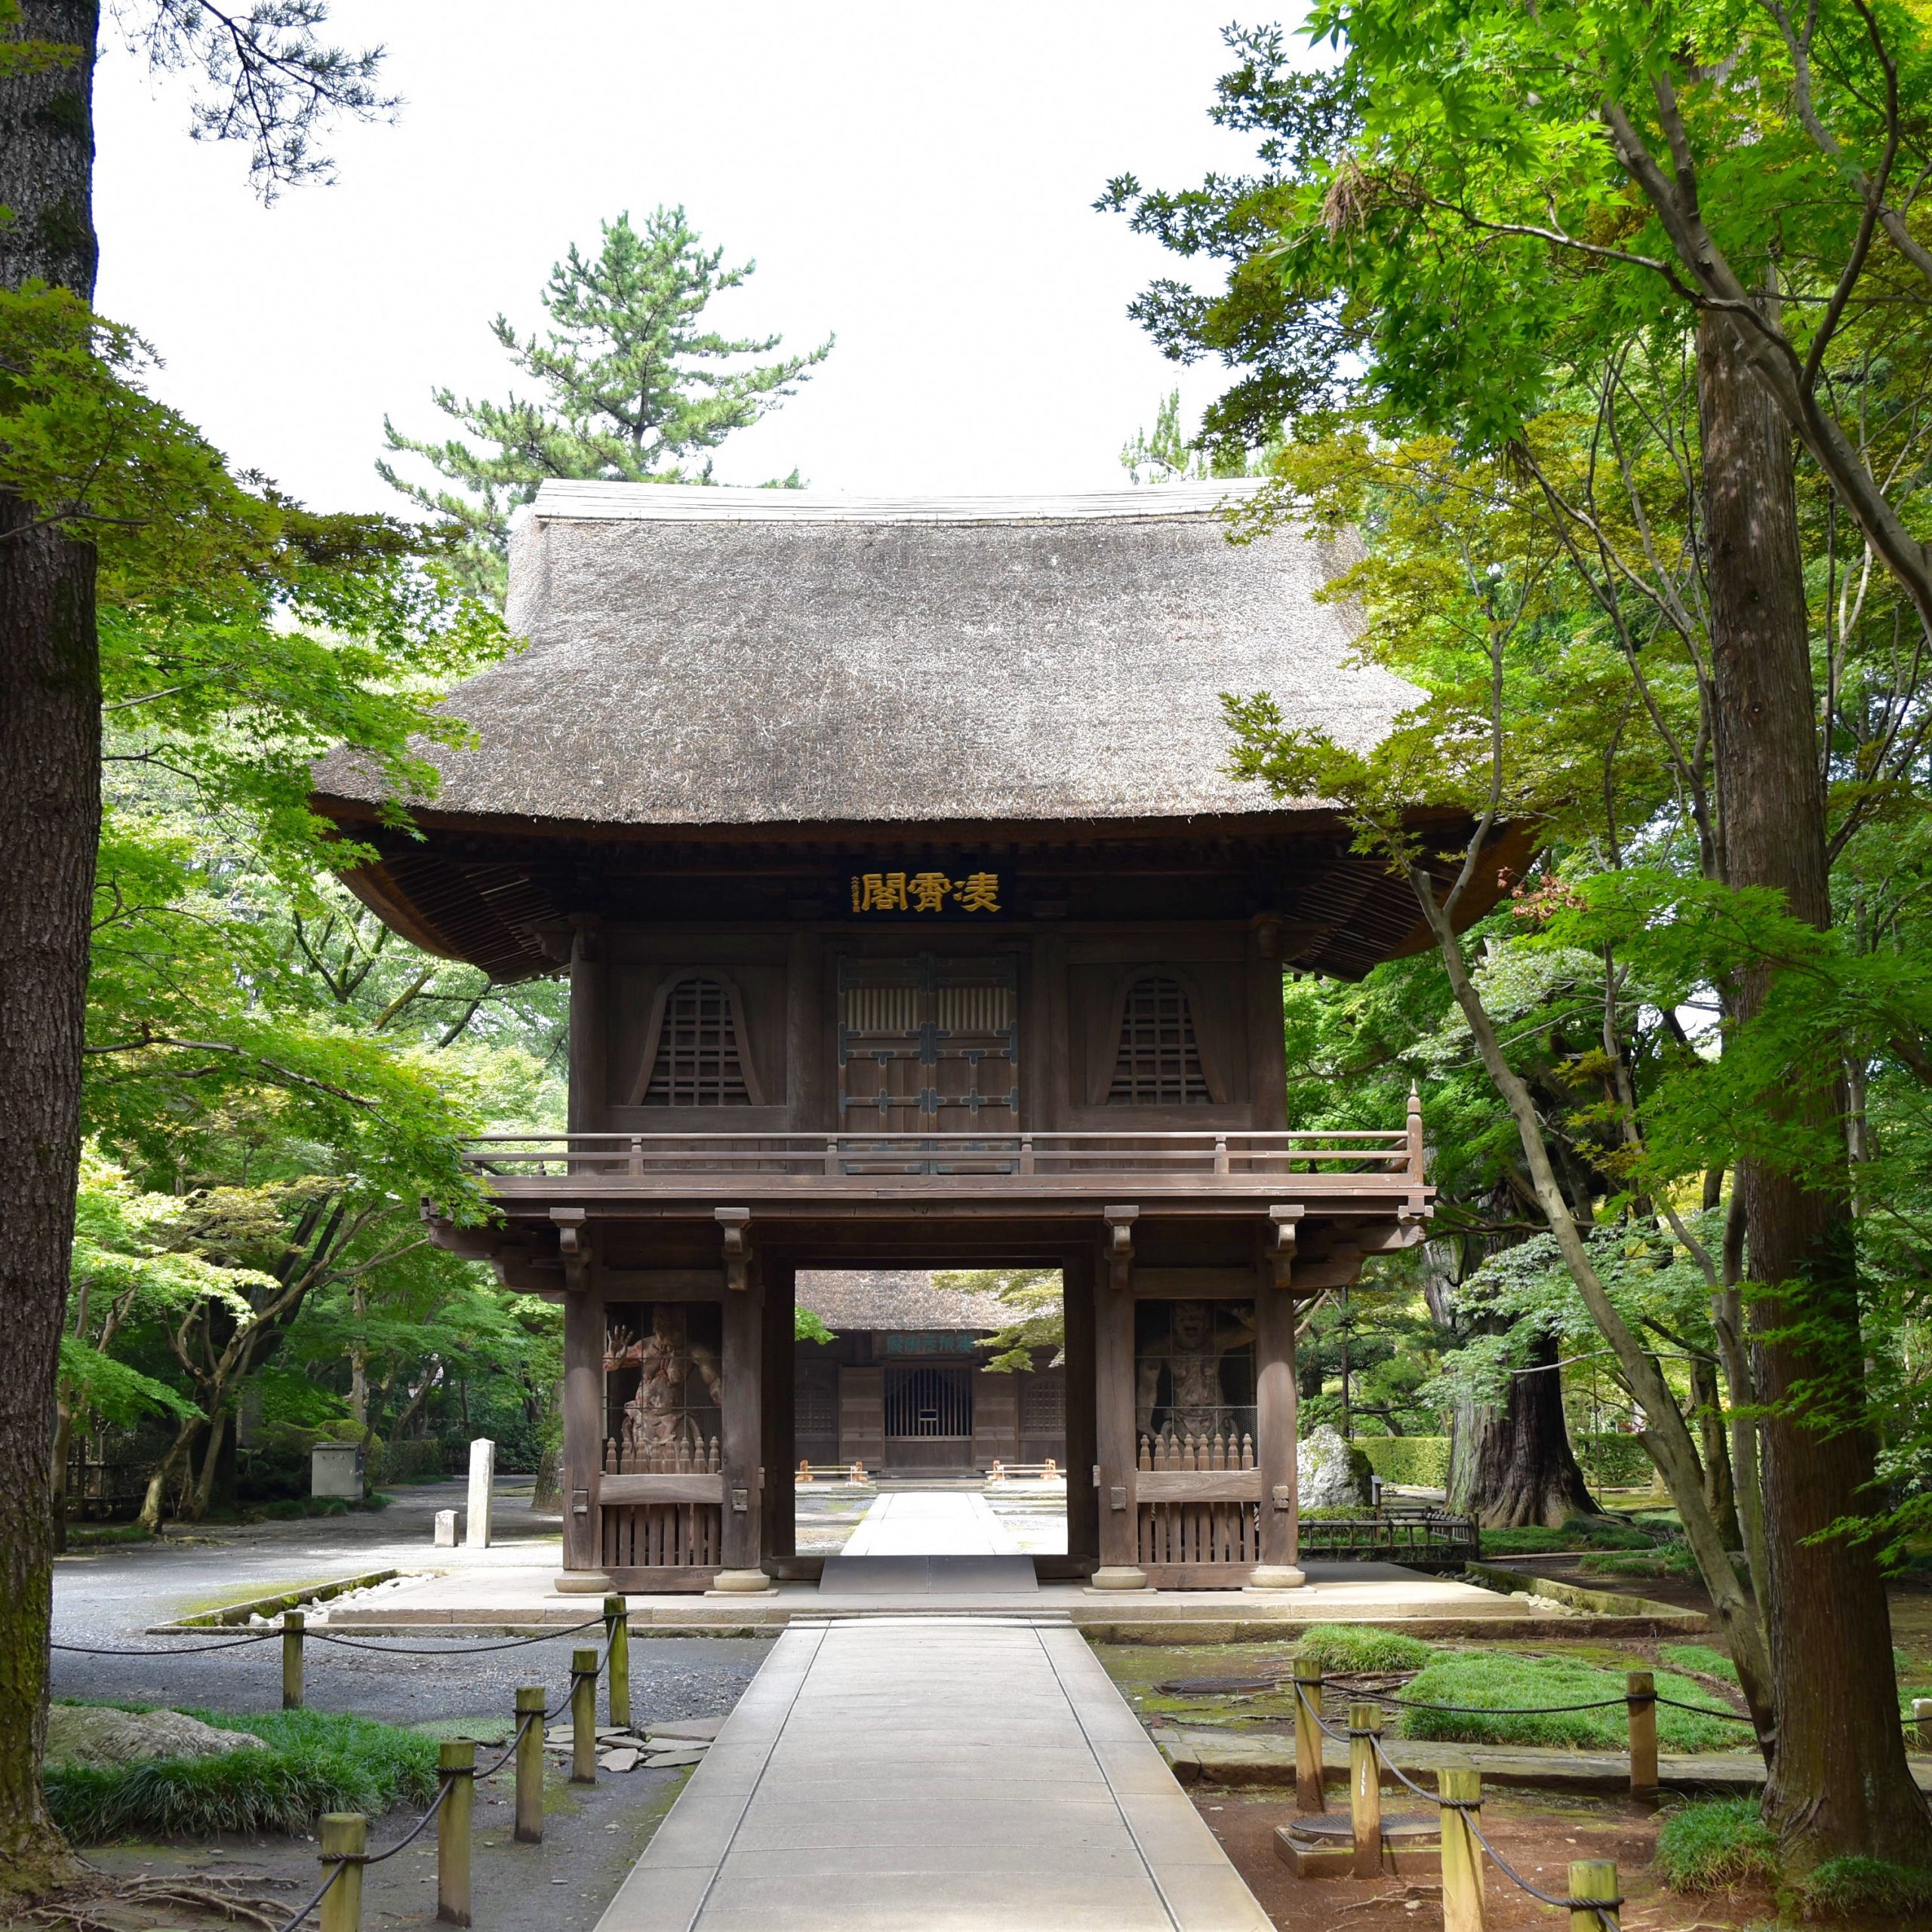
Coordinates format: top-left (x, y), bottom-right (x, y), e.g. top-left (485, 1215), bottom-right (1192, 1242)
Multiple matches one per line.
top-left (715, 1207), bottom-right (752, 1292)
top-left (550, 1207), bottom-right (589, 1291)
top-left (1268, 1204), bottom-right (1304, 1291)
top-left (1102, 1205), bottom-right (1139, 1291)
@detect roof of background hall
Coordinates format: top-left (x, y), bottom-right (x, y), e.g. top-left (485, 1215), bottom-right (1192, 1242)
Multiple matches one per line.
top-left (310, 478), bottom-right (1418, 828)
top-left (795, 1269), bottom-right (1035, 1334)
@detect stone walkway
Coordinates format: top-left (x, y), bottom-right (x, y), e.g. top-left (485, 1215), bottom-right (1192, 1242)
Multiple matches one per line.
top-left (593, 1616), bottom-right (1272, 1931)
top-left (840, 1488), bottom-right (1020, 1555)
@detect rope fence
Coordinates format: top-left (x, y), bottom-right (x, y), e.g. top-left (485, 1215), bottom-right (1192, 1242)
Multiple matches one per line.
top-left (224, 1601), bottom-right (632, 1932)
top-left (1291, 1667), bottom-right (1634, 1927)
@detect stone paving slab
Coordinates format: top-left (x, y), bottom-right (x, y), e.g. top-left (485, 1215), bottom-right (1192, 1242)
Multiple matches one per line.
top-left (593, 1616), bottom-right (1272, 1932)
top-left (840, 1490), bottom-right (1020, 1556)
top-left (325, 1560), bottom-right (1687, 1640)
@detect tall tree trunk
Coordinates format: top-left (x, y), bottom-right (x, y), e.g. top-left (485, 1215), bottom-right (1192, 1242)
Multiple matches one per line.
top-left (1459, 1329), bottom-right (1600, 1529)
top-left (1700, 309), bottom-right (1932, 1869)
top-left (0, 2), bottom-right (100, 1899)
top-left (188, 1410), bottom-right (229, 1521)
top-left (1688, 1353), bottom-right (1742, 1550)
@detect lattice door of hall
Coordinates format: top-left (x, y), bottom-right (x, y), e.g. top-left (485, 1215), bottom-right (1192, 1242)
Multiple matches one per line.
top-left (836, 955), bottom-right (1019, 1160)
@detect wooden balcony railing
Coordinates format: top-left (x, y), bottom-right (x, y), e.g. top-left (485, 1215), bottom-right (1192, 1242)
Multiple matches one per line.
top-left (460, 1124), bottom-right (1426, 1189)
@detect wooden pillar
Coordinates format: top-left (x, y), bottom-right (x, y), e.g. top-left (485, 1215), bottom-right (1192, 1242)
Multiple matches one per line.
top-left (1250, 1246), bottom-right (1305, 1589)
top-left (1091, 1235), bottom-right (1147, 1590)
top-left (1062, 1250), bottom-right (1098, 1564)
top-left (555, 1278), bottom-right (609, 1589)
top-left (1246, 922), bottom-right (1289, 1129)
top-left (566, 924), bottom-right (607, 1135)
top-left (714, 1257), bottom-right (772, 1592)
top-left (762, 1259), bottom-right (797, 1563)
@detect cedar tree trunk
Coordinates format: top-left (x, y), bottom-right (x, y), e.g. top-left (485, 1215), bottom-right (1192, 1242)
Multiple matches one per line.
top-left (1450, 1329), bottom-right (1599, 1529)
top-left (0, 2), bottom-right (99, 1897)
top-left (1700, 309), bottom-right (1932, 1869)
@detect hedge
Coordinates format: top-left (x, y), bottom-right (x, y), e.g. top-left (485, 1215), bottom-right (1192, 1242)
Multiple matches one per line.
top-left (1346, 1432), bottom-right (1651, 1490)
top-left (1352, 1437), bottom-right (1451, 1487)
top-left (1574, 1431), bottom-right (1654, 1486)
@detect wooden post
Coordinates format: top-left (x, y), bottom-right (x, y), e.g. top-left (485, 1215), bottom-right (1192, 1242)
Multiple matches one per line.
top-left (763, 1257), bottom-right (797, 1564)
top-left (1914, 1698), bottom-right (1932, 1752)
top-left (1293, 1657), bottom-right (1326, 1814)
top-left (565, 924), bottom-right (607, 1134)
top-left (571, 1648), bottom-right (598, 1783)
top-left (318, 1814), bottom-right (365, 1932)
top-left (436, 1741), bottom-right (475, 1927)
top-left (1063, 1250), bottom-right (1098, 1565)
top-left (1438, 1764), bottom-right (1485, 1932)
top-left (1349, 1700), bottom-right (1383, 1880)
top-left (561, 1284), bottom-right (604, 1577)
top-left (604, 1595), bottom-right (630, 1731)
top-left (1251, 1248), bottom-right (1302, 1586)
top-left (1626, 1672), bottom-right (1657, 1798)
top-left (719, 1255), bottom-right (764, 1579)
top-left (281, 1611), bottom-right (304, 1711)
top-left (513, 1686), bottom-right (545, 1842)
top-left (1567, 1860), bottom-right (1620, 1930)
top-left (1091, 1238), bottom-right (1146, 1586)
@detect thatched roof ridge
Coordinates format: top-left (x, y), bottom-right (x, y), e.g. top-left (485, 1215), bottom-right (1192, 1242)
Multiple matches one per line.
top-left (796, 1270), bottom-right (1023, 1334)
top-left (312, 479), bottom-right (1419, 830)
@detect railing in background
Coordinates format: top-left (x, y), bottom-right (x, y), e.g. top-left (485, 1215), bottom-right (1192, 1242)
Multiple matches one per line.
top-left (459, 1126), bottom-right (1425, 1184)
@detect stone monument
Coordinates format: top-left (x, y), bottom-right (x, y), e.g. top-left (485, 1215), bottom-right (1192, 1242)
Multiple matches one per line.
top-left (466, 1437), bottom-right (495, 1548)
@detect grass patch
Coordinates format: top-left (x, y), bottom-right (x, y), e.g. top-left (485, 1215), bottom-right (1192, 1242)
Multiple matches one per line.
top-left (1792, 1856), bottom-right (1932, 1918)
top-left (1659, 1644), bottom-right (1739, 1684)
top-left (45, 1706), bottom-right (437, 1843)
top-left (1293, 1624), bottom-right (1435, 1675)
top-left (1654, 1798), bottom-right (1777, 1890)
top-left (62, 1523), bottom-right (157, 1549)
top-left (1395, 1654), bottom-right (1746, 1752)
top-left (1480, 1520), bottom-right (1661, 1557)
top-left (407, 1716), bottom-right (516, 1745)
top-left (1577, 1544), bottom-right (1699, 1578)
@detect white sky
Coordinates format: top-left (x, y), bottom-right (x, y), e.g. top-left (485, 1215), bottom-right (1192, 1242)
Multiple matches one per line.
top-left (93, 3), bottom-right (1315, 515)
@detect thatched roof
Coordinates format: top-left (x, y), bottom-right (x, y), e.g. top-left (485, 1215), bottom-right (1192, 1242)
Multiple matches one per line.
top-left (314, 479), bottom-right (1416, 829)
top-left (796, 1270), bottom-right (1023, 1334)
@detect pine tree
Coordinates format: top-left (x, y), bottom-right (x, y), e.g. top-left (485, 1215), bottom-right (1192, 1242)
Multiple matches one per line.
top-left (380, 207), bottom-right (832, 598)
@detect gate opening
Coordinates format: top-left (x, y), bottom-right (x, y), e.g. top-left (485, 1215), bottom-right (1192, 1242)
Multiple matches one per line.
top-left (792, 1267), bottom-right (1066, 1558)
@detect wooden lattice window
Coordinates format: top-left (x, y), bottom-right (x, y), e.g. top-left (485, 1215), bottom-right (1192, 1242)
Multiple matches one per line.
top-left (1108, 975), bottom-right (1211, 1104)
top-left (627, 974), bottom-right (763, 1107)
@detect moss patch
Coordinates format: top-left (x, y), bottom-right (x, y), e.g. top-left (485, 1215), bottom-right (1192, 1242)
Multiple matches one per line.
top-left (45, 1706), bottom-right (437, 1842)
top-left (1396, 1654), bottom-right (1748, 1752)
top-left (1654, 1798), bottom-right (1777, 1890)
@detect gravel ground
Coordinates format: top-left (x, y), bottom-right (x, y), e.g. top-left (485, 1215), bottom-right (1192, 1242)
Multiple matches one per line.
top-left (52, 1477), bottom-right (770, 1724)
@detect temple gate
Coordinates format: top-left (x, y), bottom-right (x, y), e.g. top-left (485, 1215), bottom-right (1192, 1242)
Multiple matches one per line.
top-left (312, 478), bottom-right (1524, 1595)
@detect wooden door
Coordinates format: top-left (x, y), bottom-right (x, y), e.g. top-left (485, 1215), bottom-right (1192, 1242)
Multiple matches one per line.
top-left (884, 1363), bottom-right (974, 1470)
top-left (836, 955), bottom-right (1019, 1154)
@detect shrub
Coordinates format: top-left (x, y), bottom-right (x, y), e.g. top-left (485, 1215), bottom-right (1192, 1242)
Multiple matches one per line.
top-left (1792, 1856), bottom-right (1932, 1918)
top-left (45, 1706), bottom-right (438, 1842)
top-left (1352, 1437), bottom-right (1451, 1487)
top-left (1654, 1798), bottom-right (1777, 1890)
top-left (1294, 1623), bottom-right (1435, 1675)
top-left (374, 1437), bottom-right (463, 1485)
top-left (1395, 1654), bottom-right (1745, 1752)
top-left (1574, 1431), bottom-right (1654, 1486)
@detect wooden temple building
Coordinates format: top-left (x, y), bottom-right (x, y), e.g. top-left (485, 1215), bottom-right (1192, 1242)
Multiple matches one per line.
top-left (312, 478), bottom-right (1514, 1595)
top-left (792, 1272), bottom-right (1066, 1477)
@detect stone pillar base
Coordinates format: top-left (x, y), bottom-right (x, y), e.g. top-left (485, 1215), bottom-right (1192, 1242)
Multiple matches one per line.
top-left (1084, 1564), bottom-right (1152, 1593)
top-left (553, 1570), bottom-right (614, 1595)
top-left (1243, 1564), bottom-right (1307, 1592)
top-left (706, 1568), bottom-right (779, 1597)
